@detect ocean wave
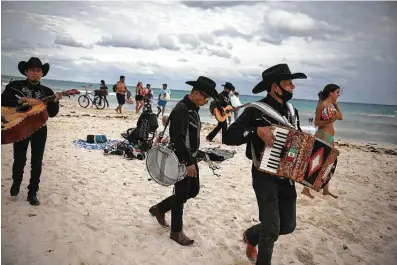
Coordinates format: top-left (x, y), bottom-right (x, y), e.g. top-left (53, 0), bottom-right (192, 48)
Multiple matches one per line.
top-left (364, 114), bottom-right (395, 118)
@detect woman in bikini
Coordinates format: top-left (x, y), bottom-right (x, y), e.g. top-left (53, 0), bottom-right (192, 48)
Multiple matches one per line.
top-left (135, 81), bottom-right (144, 114)
top-left (301, 84), bottom-right (343, 199)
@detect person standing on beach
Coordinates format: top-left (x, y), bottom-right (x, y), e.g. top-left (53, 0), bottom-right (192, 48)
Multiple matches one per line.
top-left (230, 90), bottom-right (242, 123)
top-left (223, 64), bottom-right (306, 265)
top-left (149, 76), bottom-right (218, 246)
top-left (206, 81), bottom-right (235, 142)
top-left (135, 81), bottom-right (144, 113)
top-left (115, 75), bottom-right (127, 114)
top-left (1, 57), bottom-right (62, 205)
top-left (99, 80), bottom-right (109, 107)
top-left (301, 84), bottom-right (343, 199)
top-left (157, 83), bottom-right (171, 116)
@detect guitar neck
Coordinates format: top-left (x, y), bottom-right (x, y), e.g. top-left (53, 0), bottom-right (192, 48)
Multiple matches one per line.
top-left (226, 103), bottom-right (250, 113)
top-left (42, 95), bottom-right (56, 103)
top-left (42, 90), bottom-right (74, 103)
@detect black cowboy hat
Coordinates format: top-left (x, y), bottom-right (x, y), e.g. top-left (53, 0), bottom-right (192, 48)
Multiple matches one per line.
top-left (186, 76), bottom-right (219, 100)
top-left (252, 63), bottom-right (307, 94)
top-left (221, 82), bottom-right (235, 91)
top-left (18, 57), bottom-right (50, 77)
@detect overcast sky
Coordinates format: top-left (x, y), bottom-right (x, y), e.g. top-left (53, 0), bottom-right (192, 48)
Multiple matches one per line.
top-left (1, 1), bottom-right (397, 104)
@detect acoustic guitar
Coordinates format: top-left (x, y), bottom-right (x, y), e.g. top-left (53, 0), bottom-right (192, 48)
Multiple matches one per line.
top-left (1, 89), bottom-right (80, 145)
top-left (213, 103), bottom-right (250, 122)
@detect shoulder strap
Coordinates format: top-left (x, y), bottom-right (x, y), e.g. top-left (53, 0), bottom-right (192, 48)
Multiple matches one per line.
top-left (247, 102), bottom-right (294, 129)
top-left (286, 103), bottom-right (295, 116)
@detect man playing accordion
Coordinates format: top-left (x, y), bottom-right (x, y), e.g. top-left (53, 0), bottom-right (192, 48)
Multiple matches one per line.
top-left (223, 64), bottom-right (307, 265)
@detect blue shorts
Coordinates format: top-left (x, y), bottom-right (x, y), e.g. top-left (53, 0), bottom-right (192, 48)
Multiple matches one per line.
top-left (157, 99), bottom-right (167, 108)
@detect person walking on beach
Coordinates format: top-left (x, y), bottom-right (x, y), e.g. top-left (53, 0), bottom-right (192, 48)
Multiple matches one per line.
top-left (230, 90), bottom-right (242, 123)
top-left (135, 81), bottom-right (144, 113)
top-left (115, 75), bottom-right (127, 114)
top-left (206, 82), bottom-right (234, 142)
top-left (149, 76), bottom-right (218, 246)
top-left (99, 80), bottom-right (109, 107)
top-left (301, 84), bottom-right (343, 199)
top-left (157, 83), bottom-right (171, 116)
top-left (223, 64), bottom-right (307, 265)
top-left (1, 57), bottom-right (62, 205)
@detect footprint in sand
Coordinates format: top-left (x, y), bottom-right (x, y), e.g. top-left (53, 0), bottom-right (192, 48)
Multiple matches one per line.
top-left (295, 247), bottom-right (316, 265)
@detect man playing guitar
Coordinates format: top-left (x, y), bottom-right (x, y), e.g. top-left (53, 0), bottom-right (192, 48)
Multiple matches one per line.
top-left (1, 57), bottom-right (62, 205)
top-left (206, 81), bottom-right (235, 142)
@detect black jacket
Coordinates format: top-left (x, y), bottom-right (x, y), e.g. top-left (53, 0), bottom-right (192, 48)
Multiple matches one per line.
top-left (223, 95), bottom-right (301, 161)
top-left (218, 90), bottom-right (231, 108)
top-left (170, 95), bottom-right (201, 166)
top-left (1, 79), bottom-right (60, 117)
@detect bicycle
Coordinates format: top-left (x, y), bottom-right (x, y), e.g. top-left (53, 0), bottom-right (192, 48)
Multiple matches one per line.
top-left (77, 85), bottom-right (106, 109)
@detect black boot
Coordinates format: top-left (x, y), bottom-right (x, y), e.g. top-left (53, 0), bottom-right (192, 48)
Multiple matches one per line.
top-left (27, 184), bottom-right (40, 205)
top-left (27, 194), bottom-right (40, 205)
top-left (10, 182), bottom-right (21, 197)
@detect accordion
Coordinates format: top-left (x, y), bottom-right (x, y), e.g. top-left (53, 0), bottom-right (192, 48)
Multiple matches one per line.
top-left (256, 125), bottom-right (339, 191)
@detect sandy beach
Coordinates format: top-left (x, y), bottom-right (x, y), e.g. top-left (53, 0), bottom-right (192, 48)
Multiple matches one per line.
top-left (2, 99), bottom-right (397, 265)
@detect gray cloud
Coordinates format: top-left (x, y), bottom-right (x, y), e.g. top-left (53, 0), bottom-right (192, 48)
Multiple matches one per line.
top-left (178, 33), bottom-right (200, 48)
top-left (180, 1), bottom-right (262, 9)
top-left (177, 58), bottom-right (188, 62)
top-left (157, 34), bottom-right (180, 51)
top-left (96, 35), bottom-right (158, 50)
top-left (54, 35), bottom-right (92, 48)
top-left (212, 26), bottom-right (252, 40)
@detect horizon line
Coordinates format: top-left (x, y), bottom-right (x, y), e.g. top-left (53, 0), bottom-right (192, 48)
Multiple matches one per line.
top-left (1, 74), bottom-right (396, 107)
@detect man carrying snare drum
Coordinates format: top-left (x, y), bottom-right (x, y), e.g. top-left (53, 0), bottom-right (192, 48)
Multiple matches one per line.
top-left (223, 64), bottom-right (307, 265)
top-left (149, 76), bottom-right (219, 246)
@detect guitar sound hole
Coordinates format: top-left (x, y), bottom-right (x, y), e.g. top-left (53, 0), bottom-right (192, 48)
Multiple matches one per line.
top-left (16, 104), bottom-right (32, 113)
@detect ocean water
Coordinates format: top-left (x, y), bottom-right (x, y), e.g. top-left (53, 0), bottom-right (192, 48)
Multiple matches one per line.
top-left (2, 75), bottom-right (397, 145)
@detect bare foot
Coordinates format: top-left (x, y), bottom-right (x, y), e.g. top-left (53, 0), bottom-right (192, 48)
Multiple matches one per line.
top-left (301, 189), bottom-right (315, 199)
top-left (323, 191), bottom-right (338, 199)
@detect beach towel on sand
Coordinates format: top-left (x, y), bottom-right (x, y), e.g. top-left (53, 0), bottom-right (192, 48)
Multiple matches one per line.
top-left (72, 139), bottom-right (119, 150)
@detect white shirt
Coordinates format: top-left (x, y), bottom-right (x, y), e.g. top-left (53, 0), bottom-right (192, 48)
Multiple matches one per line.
top-left (230, 95), bottom-right (242, 108)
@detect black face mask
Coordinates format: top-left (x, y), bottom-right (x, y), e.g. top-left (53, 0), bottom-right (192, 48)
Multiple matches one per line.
top-left (275, 83), bottom-right (293, 102)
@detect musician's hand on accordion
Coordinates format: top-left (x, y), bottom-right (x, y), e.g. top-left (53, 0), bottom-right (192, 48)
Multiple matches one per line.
top-left (257, 126), bottom-right (275, 147)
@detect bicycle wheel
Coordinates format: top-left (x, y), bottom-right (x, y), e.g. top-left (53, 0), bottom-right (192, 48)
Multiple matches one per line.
top-left (78, 95), bottom-right (90, 108)
top-left (93, 96), bottom-right (105, 109)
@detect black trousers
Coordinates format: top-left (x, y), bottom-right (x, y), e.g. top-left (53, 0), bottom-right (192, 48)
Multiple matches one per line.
top-left (156, 163), bottom-right (200, 232)
top-left (245, 167), bottom-right (297, 265)
top-left (206, 121), bottom-right (227, 141)
top-left (12, 126), bottom-right (47, 196)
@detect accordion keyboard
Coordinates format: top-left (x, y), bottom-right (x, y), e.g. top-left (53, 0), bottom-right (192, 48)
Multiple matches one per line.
top-left (259, 126), bottom-right (290, 173)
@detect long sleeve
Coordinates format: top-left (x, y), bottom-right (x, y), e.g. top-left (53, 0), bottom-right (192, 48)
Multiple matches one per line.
top-left (1, 82), bottom-right (20, 107)
top-left (170, 105), bottom-right (194, 166)
top-left (223, 107), bottom-right (270, 146)
top-left (43, 86), bottom-right (59, 117)
top-left (46, 101), bottom-right (59, 117)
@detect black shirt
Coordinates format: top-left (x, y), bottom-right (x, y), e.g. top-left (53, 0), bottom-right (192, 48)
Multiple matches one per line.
top-left (169, 95), bottom-right (201, 166)
top-left (218, 90), bottom-right (231, 108)
top-left (1, 79), bottom-right (60, 117)
top-left (223, 95), bottom-right (301, 161)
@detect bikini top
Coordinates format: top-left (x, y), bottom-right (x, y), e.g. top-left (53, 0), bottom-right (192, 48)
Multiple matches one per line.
top-left (321, 103), bottom-right (337, 121)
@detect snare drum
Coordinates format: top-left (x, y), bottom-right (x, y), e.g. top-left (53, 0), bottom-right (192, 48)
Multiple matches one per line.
top-left (146, 144), bottom-right (187, 186)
